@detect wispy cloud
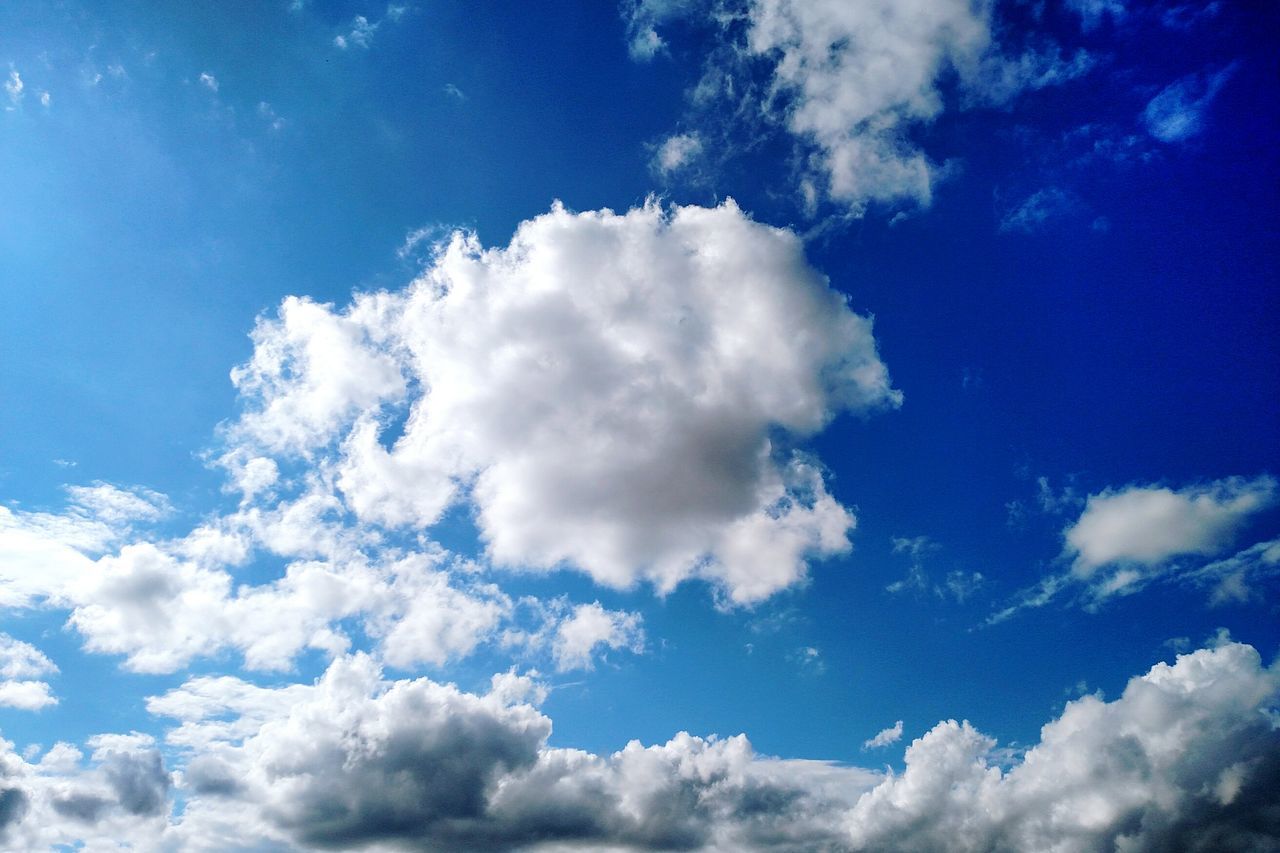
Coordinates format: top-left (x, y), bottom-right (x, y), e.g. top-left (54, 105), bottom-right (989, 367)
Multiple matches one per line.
top-left (863, 719), bottom-right (903, 750)
top-left (1143, 63), bottom-right (1238, 143)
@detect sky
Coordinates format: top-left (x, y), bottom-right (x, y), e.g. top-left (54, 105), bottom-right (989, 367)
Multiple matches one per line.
top-left (0, 0), bottom-right (1278, 850)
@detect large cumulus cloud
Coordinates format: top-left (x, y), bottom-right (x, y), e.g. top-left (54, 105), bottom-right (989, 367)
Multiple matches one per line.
top-left (225, 200), bottom-right (901, 603)
top-left (116, 639), bottom-right (1280, 851)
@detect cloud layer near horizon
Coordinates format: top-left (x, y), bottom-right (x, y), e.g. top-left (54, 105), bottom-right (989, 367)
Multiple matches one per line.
top-left (0, 640), bottom-right (1272, 851)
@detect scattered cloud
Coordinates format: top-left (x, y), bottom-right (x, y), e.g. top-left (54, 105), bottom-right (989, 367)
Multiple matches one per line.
top-left (0, 635), bottom-right (58, 710)
top-left (1065, 0), bottom-right (1127, 31)
top-left (887, 535), bottom-right (983, 603)
top-left (442, 82), bottom-right (466, 101)
top-left (1184, 536), bottom-right (1280, 608)
top-left (629, 0), bottom-right (1092, 216)
top-left (552, 602), bottom-right (645, 671)
top-left (1143, 63), bottom-right (1238, 144)
top-left (334, 5), bottom-right (408, 50)
top-left (197, 72), bottom-right (218, 93)
top-left (994, 475), bottom-right (1277, 620)
top-left (998, 187), bottom-right (1080, 234)
top-left (863, 719), bottom-right (903, 750)
top-left (621, 0), bottom-right (703, 61)
top-left (4, 69), bottom-right (23, 109)
top-left (652, 131), bottom-right (703, 175)
top-left (257, 101), bottom-right (284, 131)
top-left (1065, 475), bottom-right (1275, 579)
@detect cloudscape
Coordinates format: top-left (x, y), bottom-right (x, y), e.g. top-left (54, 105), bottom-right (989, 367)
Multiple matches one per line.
top-left (1, 1), bottom-right (1277, 850)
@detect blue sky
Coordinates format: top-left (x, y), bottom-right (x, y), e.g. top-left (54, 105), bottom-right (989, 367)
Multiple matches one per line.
top-left (1, 0), bottom-right (1278, 849)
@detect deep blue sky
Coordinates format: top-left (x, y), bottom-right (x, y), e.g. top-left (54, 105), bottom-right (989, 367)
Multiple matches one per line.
top-left (0, 1), bottom-right (1277, 848)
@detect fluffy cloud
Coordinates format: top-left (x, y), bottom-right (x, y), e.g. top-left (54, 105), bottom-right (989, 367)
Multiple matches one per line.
top-left (843, 641), bottom-right (1280, 851)
top-left (653, 131), bottom-right (704, 174)
top-left (632, 0), bottom-right (1091, 215)
top-left (1143, 64), bottom-right (1237, 143)
top-left (0, 641), bottom-right (1272, 848)
top-left (0, 734), bottom-right (173, 850)
top-left (0, 635), bottom-right (58, 711)
top-left (996, 475), bottom-right (1277, 619)
top-left (226, 200), bottom-right (900, 603)
top-left (63, 537), bottom-right (513, 675)
top-left (1064, 475), bottom-right (1276, 579)
top-left (0, 483), bottom-right (170, 608)
top-left (151, 652), bottom-right (874, 851)
top-left (552, 602), bottom-right (645, 671)
top-left (15, 638), bottom-right (1241, 850)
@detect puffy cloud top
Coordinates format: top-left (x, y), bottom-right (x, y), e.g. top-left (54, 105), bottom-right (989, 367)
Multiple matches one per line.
top-left (227, 200), bottom-right (901, 602)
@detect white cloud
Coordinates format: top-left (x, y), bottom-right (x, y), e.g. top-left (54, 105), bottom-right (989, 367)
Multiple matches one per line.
top-left (64, 482), bottom-right (171, 526)
top-left (621, 0), bottom-right (702, 61)
top-left (0, 635), bottom-right (57, 711)
top-left (0, 641), bottom-right (1272, 848)
top-left (1064, 475), bottom-right (1276, 579)
top-left (0, 733), bottom-right (173, 850)
top-left (1143, 64), bottom-right (1237, 143)
top-left (653, 131), bottom-right (703, 174)
top-left (61, 530), bottom-right (510, 675)
top-left (334, 6), bottom-right (407, 51)
top-left (863, 719), bottom-right (903, 750)
top-left (197, 72), bottom-right (218, 93)
top-left (4, 69), bottom-right (23, 109)
top-left (0, 483), bottom-right (171, 608)
top-left (225, 294), bottom-right (407, 455)
top-left (257, 101), bottom-right (285, 131)
top-left (552, 602), bottom-right (645, 671)
top-left (49, 639), bottom-right (1262, 850)
top-left (994, 475), bottom-right (1277, 620)
top-left (149, 652), bottom-right (876, 850)
top-left (845, 641), bottom-right (1280, 850)
top-left (226, 200), bottom-right (900, 603)
top-left (1184, 536), bottom-right (1280, 607)
top-left (639, 0), bottom-right (1092, 215)
top-left (443, 82), bottom-right (466, 101)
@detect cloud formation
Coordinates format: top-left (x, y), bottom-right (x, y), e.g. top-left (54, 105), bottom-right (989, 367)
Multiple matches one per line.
top-left (862, 719), bottom-right (902, 750)
top-left (1065, 475), bottom-right (1275, 579)
top-left (1144, 64), bottom-right (1237, 143)
top-left (0, 639), bottom-right (1262, 850)
top-left (226, 200), bottom-right (900, 603)
top-left (995, 475), bottom-right (1277, 620)
top-left (0, 635), bottom-right (58, 710)
top-left (630, 0), bottom-right (1091, 215)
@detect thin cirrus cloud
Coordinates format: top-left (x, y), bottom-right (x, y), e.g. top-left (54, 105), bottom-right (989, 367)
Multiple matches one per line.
top-left (224, 199), bottom-right (901, 604)
top-left (1143, 63), bottom-right (1238, 144)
